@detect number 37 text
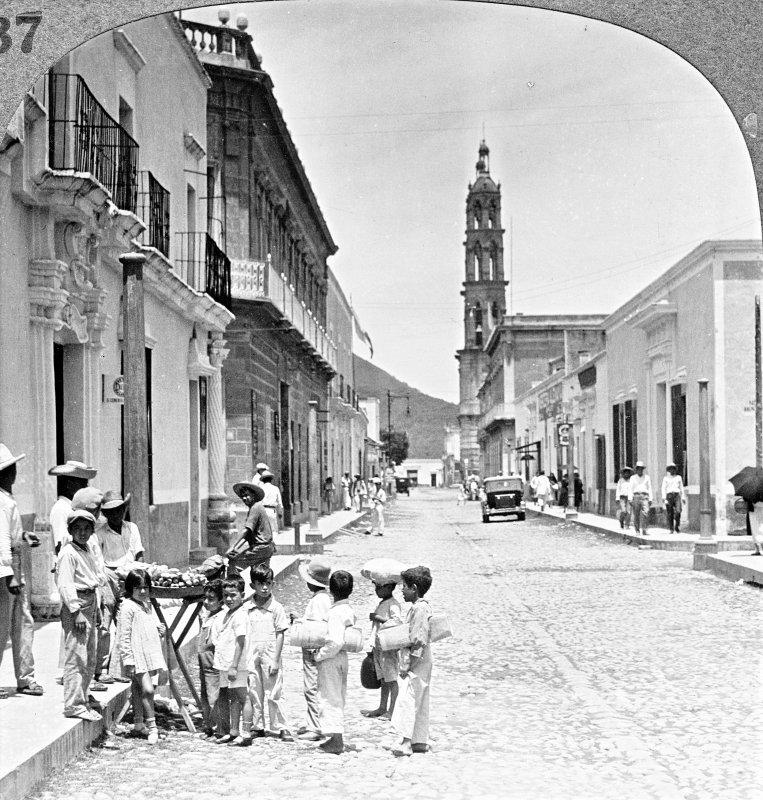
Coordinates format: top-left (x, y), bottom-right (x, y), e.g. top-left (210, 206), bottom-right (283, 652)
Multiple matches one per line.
top-left (0, 12), bottom-right (43, 54)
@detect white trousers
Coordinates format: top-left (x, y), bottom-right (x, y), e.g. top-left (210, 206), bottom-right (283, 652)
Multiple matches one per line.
top-left (316, 652), bottom-right (347, 735)
top-left (247, 656), bottom-right (288, 733)
top-left (391, 654), bottom-right (432, 745)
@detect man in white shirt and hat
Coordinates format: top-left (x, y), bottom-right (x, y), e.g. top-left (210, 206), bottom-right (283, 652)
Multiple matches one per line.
top-left (0, 442), bottom-right (44, 698)
top-left (251, 462), bottom-right (269, 486)
top-left (629, 461), bottom-right (653, 535)
top-left (661, 463), bottom-right (685, 534)
top-left (48, 460), bottom-right (98, 555)
top-left (259, 471), bottom-right (284, 535)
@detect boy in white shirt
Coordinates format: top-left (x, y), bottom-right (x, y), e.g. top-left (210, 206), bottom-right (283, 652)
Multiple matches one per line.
top-left (213, 577), bottom-right (248, 745)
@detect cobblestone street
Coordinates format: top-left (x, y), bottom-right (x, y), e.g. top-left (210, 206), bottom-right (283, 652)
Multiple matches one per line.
top-left (29, 489), bottom-right (763, 800)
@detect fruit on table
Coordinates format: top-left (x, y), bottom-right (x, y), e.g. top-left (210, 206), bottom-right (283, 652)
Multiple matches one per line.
top-left (142, 563), bottom-right (210, 588)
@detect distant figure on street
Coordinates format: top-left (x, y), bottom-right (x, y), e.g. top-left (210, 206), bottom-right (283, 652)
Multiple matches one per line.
top-left (456, 484), bottom-right (466, 506)
top-left (533, 471), bottom-right (551, 511)
top-left (260, 471), bottom-right (284, 535)
top-left (573, 471), bottom-right (584, 512)
top-left (468, 477), bottom-right (479, 501)
top-left (323, 477), bottom-right (335, 514)
top-left (366, 477), bottom-right (387, 536)
top-left (661, 463), bottom-right (685, 533)
top-left (558, 474), bottom-right (569, 509)
top-left (0, 443), bottom-right (43, 699)
top-left (629, 461), bottom-right (653, 535)
top-left (352, 474), bottom-right (367, 512)
top-left (341, 473), bottom-right (352, 510)
top-left (616, 466), bottom-right (633, 529)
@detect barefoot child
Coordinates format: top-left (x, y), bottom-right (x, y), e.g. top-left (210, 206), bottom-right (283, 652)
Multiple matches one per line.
top-left (295, 556), bottom-right (333, 741)
top-left (362, 580), bottom-right (401, 719)
top-left (213, 577), bottom-right (248, 744)
top-left (391, 566), bottom-right (433, 757)
top-left (197, 579), bottom-right (229, 740)
top-left (242, 564), bottom-right (292, 743)
top-left (114, 569), bottom-right (167, 743)
top-left (314, 570), bottom-right (355, 754)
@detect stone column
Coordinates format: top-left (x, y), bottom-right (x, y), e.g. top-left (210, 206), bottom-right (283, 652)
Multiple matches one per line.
top-left (694, 378), bottom-right (718, 569)
top-left (307, 400), bottom-right (321, 537)
top-left (207, 333), bottom-right (235, 554)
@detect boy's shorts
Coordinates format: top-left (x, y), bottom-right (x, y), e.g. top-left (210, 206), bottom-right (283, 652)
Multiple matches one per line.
top-left (218, 668), bottom-right (248, 689)
top-left (373, 646), bottom-right (399, 683)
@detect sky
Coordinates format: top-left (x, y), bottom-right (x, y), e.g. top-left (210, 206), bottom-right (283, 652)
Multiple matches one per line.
top-left (187, 0), bottom-right (761, 403)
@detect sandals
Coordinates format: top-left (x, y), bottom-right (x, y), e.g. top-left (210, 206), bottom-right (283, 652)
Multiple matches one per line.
top-left (227, 735), bottom-right (252, 747)
top-left (0, 688), bottom-right (8, 699)
top-left (16, 682), bottom-right (43, 696)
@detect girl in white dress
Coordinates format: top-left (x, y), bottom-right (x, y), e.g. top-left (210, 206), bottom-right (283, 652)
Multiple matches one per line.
top-left (115, 569), bottom-right (167, 743)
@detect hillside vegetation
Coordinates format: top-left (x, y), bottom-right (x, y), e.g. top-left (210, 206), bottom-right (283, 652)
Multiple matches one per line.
top-left (353, 356), bottom-right (458, 460)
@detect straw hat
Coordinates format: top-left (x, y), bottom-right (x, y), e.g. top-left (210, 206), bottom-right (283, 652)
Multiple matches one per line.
top-left (71, 487), bottom-right (103, 514)
top-left (102, 490), bottom-right (131, 511)
top-left (0, 443), bottom-right (25, 472)
top-left (48, 460), bottom-right (97, 479)
top-left (299, 556), bottom-right (332, 589)
top-left (635, 461), bottom-right (645, 469)
top-left (233, 482), bottom-right (265, 502)
top-left (66, 508), bottom-right (96, 527)
top-left (666, 462), bottom-right (677, 471)
top-left (255, 462), bottom-right (269, 471)
top-left (261, 470), bottom-right (275, 481)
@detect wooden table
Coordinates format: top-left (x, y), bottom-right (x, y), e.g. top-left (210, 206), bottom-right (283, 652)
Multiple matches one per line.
top-left (149, 586), bottom-right (207, 732)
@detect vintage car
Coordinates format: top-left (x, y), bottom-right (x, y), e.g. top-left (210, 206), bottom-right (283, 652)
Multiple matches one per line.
top-left (481, 475), bottom-right (526, 522)
top-left (395, 476), bottom-right (410, 495)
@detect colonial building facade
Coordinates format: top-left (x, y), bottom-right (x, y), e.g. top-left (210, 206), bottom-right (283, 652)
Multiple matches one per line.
top-left (0, 14), bottom-right (234, 589)
top-left (456, 141), bottom-right (507, 478)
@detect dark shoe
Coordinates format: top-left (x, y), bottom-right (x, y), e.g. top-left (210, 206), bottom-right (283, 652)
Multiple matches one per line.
top-left (17, 681), bottom-right (44, 696)
top-left (279, 730), bottom-right (294, 742)
top-left (228, 735), bottom-right (252, 747)
top-left (411, 743), bottom-right (429, 753)
top-left (252, 729), bottom-right (266, 738)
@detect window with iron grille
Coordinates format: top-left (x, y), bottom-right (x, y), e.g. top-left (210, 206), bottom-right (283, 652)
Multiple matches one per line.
top-left (137, 171), bottom-right (170, 257)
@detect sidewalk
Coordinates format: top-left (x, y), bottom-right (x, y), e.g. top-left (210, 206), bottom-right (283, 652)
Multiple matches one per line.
top-left (0, 506), bottom-right (367, 800)
top-left (528, 502), bottom-right (763, 586)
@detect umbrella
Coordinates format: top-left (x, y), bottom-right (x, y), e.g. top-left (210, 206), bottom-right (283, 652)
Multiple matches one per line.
top-left (360, 557), bottom-right (408, 585)
top-left (729, 465), bottom-right (763, 503)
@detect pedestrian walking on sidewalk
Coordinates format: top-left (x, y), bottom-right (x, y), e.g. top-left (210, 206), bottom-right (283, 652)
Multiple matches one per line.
top-left (391, 566), bottom-right (434, 757)
top-left (295, 557), bottom-right (332, 742)
top-left (314, 570), bottom-right (356, 754)
top-left (114, 569), bottom-right (167, 744)
top-left (251, 462), bottom-right (269, 486)
top-left (629, 461), bottom-right (653, 535)
top-left (352, 474), bottom-right (367, 512)
top-left (616, 466), bottom-right (633, 529)
top-left (259, 471), bottom-right (284, 535)
top-left (0, 443), bottom-right (43, 700)
top-left (661, 463), bottom-right (685, 533)
top-left (341, 473), bottom-right (352, 510)
top-left (533, 471), bottom-right (551, 511)
top-left (55, 509), bottom-right (104, 721)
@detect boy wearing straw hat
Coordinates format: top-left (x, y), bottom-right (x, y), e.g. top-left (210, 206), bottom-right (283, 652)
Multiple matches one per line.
top-left (227, 482), bottom-right (275, 578)
top-left (295, 556), bottom-right (332, 741)
top-left (0, 443), bottom-right (44, 699)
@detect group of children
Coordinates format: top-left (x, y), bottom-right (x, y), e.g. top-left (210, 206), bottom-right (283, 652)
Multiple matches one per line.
top-left (196, 555), bottom-right (435, 756)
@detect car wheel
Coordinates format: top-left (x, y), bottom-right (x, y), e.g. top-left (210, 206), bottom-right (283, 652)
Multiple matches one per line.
top-left (517, 513), bottom-right (526, 521)
top-left (482, 514), bottom-right (489, 523)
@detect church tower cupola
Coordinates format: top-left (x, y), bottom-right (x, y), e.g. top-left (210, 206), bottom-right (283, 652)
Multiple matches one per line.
top-left (456, 140), bottom-right (509, 477)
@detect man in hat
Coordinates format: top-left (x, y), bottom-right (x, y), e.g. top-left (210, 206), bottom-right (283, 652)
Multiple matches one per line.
top-left (227, 482), bottom-right (274, 577)
top-left (296, 556), bottom-right (332, 741)
top-left (366, 477), bottom-right (387, 536)
top-left (0, 443), bottom-right (44, 698)
top-left (616, 466), bottom-right (633, 529)
top-left (661, 463), bottom-right (685, 534)
top-left (95, 491), bottom-right (144, 681)
top-left (48, 460), bottom-right (98, 554)
top-left (251, 462), bottom-right (269, 486)
top-left (259, 471), bottom-right (284, 535)
top-left (629, 461), bottom-right (653, 535)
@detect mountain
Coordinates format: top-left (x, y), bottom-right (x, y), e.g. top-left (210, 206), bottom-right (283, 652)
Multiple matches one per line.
top-left (353, 356), bottom-right (458, 460)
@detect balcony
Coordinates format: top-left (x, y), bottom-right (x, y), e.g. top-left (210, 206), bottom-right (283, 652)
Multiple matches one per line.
top-left (230, 258), bottom-right (336, 372)
top-left (481, 402), bottom-right (515, 430)
top-left (47, 73), bottom-right (138, 213)
top-left (174, 232), bottom-right (232, 310)
top-left (137, 171), bottom-right (170, 257)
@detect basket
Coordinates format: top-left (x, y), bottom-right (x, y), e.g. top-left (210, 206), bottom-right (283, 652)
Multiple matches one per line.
top-left (430, 612), bottom-right (453, 642)
top-left (377, 622), bottom-right (411, 651)
top-left (341, 626), bottom-right (365, 653)
top-left (288, 620), bottom-right (328, 648)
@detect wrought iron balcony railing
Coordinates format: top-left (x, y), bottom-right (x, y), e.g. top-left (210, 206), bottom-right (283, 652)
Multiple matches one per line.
top-left (137, 171), bottom-right (170, 257)
top-left (174, 232), bottom-right (232, 310)
top-left (47, 73), bottom-right (139, 213)
top-left (230, 257), bottom-right (336, 370)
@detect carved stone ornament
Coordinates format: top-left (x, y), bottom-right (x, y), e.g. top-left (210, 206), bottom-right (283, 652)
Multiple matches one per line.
top-left (208, 333), bottom-right (230, 369)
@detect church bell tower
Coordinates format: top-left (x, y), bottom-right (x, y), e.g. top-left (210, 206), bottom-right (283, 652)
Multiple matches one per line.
top-left (456, 140), bottom-right (508, 477)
